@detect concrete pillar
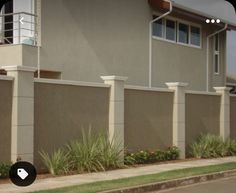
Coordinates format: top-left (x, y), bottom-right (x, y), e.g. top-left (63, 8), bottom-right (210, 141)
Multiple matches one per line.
top-left (3, 66), bottom-right (36, 164)
top-left (166, 82), bottom-right (188, 159)
top-left (101, 76), bottom-right (127, 160)
top-left (214, 87), bottom-right (231, 140)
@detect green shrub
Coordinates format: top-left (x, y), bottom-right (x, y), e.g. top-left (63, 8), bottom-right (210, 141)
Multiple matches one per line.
top-left (124, 153), bottom-right (136, 165)
top-left (190, 134), bottom-right (236, 159)
top-left (165, 146), bottom-right (180, 160)
top-left (125, 147), bottom-right (180, 165)
top-left (39, 149), bottom-right (71, 176)
top-left (0, 163), bottom-right (10, 177)
top-left (0, 163), bottom-right (11, 178)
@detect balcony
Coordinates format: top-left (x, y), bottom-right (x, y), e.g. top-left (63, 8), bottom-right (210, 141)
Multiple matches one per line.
top-left (0, 12), bottom-right (38, 46)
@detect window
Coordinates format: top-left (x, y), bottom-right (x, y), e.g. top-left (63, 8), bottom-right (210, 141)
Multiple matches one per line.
top-left (191, 26), bottom-right (201, 46)
top-left (166, 19), bottom-right (176, 41)
top-left (3, 0), bottom-right (13, 44)
top-left (153, 18), bottom-right (164, 38)
top-left (178, 23), bottom-right (189, 44)
top-left (152, 15), bottom-right (201, 48)
top-left (214, 34), bottom-right (220, 74)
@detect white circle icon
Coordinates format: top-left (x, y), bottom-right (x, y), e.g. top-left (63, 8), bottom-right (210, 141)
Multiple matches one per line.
top-left (216, 19), bottom-right (221, 23)
top-left (211, 19), bottom-right (215, 23)
top-left (206, 19), bottom-right (210, 23)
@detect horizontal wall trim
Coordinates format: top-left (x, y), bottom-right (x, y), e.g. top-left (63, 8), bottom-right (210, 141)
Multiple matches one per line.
top-left (0, 75), bottom-right (14, 81)
top-left (230, 94), bottom-right (236, 97)
top-left (34, 78), bottom-right (111, 88)
top-left (227, 83), bottom-right (236, 86)
top-left (186, 90), bottom-right (221, 96)
top-left (125, 85), bottom-right (174, 93)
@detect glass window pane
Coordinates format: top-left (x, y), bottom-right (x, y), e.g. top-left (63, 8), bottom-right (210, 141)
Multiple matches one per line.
top-left (153, 19), bottom-right (164, 38)
top-left (191, 26), bottom-right (200, 46)
top-left (215, 34), bottom-right (219, 51)
top-left (166, 20), bottom-right (176, 41)
top-left (178, 23), bottom-right (189, 44)
top-left (215, 55), bottom-right (219, 73)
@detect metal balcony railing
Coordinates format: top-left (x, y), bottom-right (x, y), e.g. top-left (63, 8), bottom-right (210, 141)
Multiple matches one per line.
top-left (0, 12), bottom-right (38, 46)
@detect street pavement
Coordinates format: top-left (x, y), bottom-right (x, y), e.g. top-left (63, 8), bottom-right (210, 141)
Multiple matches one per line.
top-left (150, 176), bottom-right (236, 193)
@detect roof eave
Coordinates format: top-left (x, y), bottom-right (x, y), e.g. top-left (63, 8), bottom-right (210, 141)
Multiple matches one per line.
top-left (172, 2), bottom-right (236, 30)
top-left (148, 0), bottom-right (236, 30)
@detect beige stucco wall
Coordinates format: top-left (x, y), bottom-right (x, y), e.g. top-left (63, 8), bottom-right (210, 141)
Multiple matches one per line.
top-left (40, 0), bottom-right (150, 85)
top-left (0, 80), bottom-right (12, 163)
top-left (34, 82), bottom-right (109, 167)
top-left (185, 93), bottom-right (221, 152)
top-left (124, 89), bottom-right (173, 151)
top-left (38, 0), bottom-right (226, 91)
top-left (0, 44), bottom-right (38, 68)
top-left (152, 17), bottom-right (226, 91)
top-left (230, 96), bottom-right (236, 139)
top-left (209, 31), bottom-right (227, 90)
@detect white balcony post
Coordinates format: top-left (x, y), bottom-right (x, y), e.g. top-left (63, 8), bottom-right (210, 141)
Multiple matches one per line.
top-left (214, 87), bottom-right (231, 140)
top-left (166, 82), bottom-right (188, 159)
top-left (101, 76), bottom-right (127, 161)
top-left (2, 66), bottom-right (36, 164)
top-left (18, 14), bottom-right (21, 44)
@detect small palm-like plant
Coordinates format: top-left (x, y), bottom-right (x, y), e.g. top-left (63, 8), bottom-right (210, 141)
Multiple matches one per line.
top-left (39, 148), bottom-right (71, 176)
top-left (67, 129), bottom-right (104, 173)
top-left (40, 128), bottom-right (124, 175)
top-left (190, 134), bottom-right (236, 159)
top-left (98, 134), bottom-right (123, 169)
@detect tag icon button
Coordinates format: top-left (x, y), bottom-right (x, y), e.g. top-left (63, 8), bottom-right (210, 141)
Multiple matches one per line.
top-left (9, 161), bottom-right (37, 187)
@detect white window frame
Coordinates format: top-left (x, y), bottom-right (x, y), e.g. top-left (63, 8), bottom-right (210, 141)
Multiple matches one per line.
top-left (152, 14), bottom-right (202, 49)
top-left (214, 34), bottom-right (220, 75)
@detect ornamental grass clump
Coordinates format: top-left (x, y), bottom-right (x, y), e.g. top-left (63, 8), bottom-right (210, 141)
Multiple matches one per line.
top-left (39, 148), bottom-right (71, 176)
top-left (66, 130), bottom-right (104, 173)
top-left (98, 135), bottom-right (124, 169)
top-left (40, 129), bottom-right (124, 175)
top-left (190, 134), bottom-right (236, 159)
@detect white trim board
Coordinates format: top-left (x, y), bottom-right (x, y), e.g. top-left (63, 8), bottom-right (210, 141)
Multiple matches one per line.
top-left (34, 78), bottom-right (111, 88)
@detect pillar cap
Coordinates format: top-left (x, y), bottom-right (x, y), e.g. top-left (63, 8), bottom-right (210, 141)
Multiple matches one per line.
top-left (2, 66), bottom-right (37, 72)
top-left (214, 87), bottom-right (231, 92)
top-left (166, 82), bottom-right (188, 87)
top-left (101, 76), bottom-right (128, 81)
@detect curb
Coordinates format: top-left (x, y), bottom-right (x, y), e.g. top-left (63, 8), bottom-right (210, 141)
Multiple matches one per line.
top-left (101, 170), bottom-right (236, 193)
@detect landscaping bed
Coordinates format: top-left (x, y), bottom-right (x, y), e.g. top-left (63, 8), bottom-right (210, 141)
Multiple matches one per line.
top-left (30, 162), bottom-right (236, 193)
top-left (1, 133), bottom-right (236, 183)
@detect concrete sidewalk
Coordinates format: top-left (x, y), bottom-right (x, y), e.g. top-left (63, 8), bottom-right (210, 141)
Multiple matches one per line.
top-left (1, 157), bottom-right (236, 193)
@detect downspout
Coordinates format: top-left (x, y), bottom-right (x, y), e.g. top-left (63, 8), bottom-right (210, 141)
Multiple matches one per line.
top-left (36, 0), bottom-right (41, 78)
top-left (206, 23), bottom-right (228, 92)
top-left (149, 0), bottom-right (173, 88)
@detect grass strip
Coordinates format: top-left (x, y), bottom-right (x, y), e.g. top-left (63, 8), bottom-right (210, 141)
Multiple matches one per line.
top-left (32, 162), bottom-right (236, 193)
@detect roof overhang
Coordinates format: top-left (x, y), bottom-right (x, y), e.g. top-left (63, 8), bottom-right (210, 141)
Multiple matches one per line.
top-left (148, 0), bottom-right (236, 31)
